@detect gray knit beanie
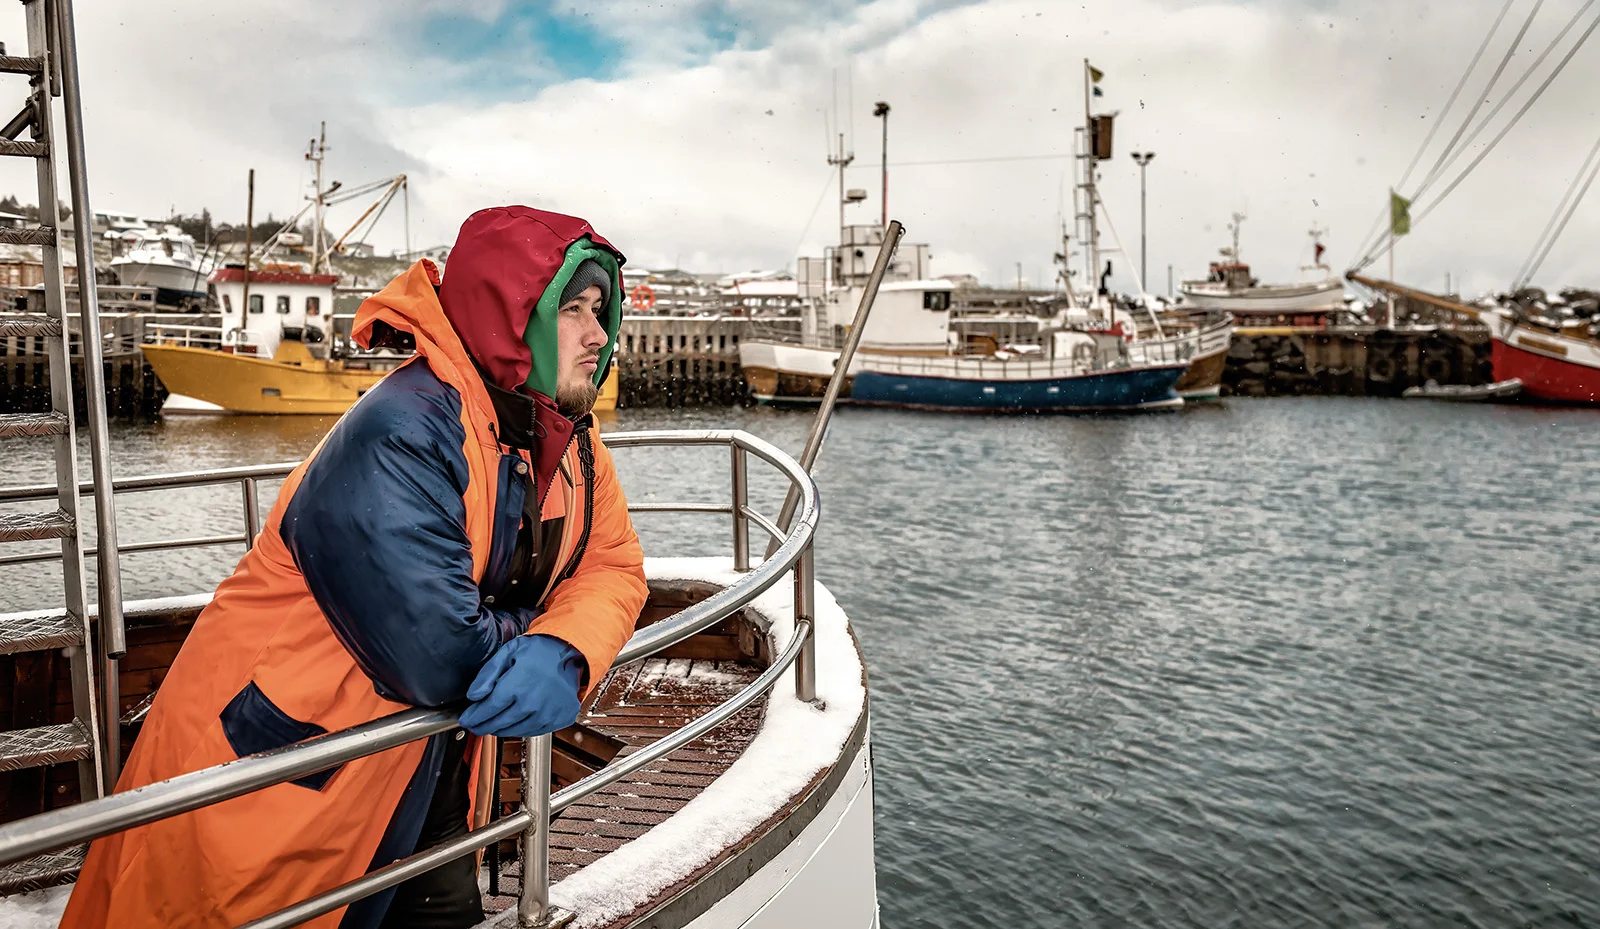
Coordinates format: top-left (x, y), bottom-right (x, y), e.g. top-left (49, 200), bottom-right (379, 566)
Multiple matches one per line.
top-left (560, 258), bottom-right (611, 307)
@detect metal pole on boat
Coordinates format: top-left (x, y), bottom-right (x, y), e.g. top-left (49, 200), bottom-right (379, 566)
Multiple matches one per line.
top-left (874, 101), bottom-right (890, 229)
top-left (54, 0), bottom-right (128, 788)
top-left (518, 733), bottom-right (564, 928)
top-left (794, 546), bottom-right (817, 703)
top-left (730, 444), bottom-right (750, 572)
top-left (763, 220), bottom-right (905, 560)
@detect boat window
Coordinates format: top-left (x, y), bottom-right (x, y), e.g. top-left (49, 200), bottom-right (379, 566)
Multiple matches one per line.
top-left (248, 294), bottom-right (264, 314)
top-left (305, 296), bottom-right (320, 317)
top-left (276, 295), bottom-right (291, 314)
top-left (924, 290), bottom-right (950, 312)
top-left (222, 294), bottom-right (232, 315)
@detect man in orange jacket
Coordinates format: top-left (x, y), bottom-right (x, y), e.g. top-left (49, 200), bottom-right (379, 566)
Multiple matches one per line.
top-left (62, 207), bottom-right (648, 929)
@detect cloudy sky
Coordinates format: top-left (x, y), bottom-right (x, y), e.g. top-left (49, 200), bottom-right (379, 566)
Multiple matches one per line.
top-left (0, 0), bottom-right (1596, 298)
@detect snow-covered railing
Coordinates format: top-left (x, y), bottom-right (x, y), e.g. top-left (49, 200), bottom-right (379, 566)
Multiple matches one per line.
top-left (0, 429), bottom-right (822, 929)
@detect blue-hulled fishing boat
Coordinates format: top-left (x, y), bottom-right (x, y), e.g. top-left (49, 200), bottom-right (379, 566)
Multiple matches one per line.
top-left (740, 277), bottom-right (1188, 413)
top-left (849, 353), bottom-right (1186, 411)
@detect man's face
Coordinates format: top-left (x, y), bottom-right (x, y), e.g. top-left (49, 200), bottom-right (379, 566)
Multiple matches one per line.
top-left (554, 284), bottom-right (607, 416)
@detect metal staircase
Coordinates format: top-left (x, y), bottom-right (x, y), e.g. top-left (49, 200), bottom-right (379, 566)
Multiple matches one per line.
top-left (0, 0), bottom-right (124, 894)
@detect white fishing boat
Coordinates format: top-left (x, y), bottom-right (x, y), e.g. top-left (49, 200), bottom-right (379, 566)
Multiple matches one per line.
top-left (1181, 217), bottom-right (1344, 323)
top-left (108, 225), bottom-right (211, 305)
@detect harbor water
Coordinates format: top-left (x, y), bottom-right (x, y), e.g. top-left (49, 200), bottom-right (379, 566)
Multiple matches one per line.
top-left (1, 398), bottom-right (1596, 927)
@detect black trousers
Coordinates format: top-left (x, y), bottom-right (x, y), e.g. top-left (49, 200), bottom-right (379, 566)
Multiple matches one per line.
top-left (378, 730), bottom-right (483, 929)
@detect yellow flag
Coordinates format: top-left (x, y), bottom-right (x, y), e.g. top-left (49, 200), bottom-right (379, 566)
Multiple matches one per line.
top-left (1390, 191), bottom-right (1411, 237)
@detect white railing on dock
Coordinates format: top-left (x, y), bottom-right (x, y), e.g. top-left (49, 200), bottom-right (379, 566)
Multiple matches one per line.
top-left (0, 429), bottom-right (821, 928)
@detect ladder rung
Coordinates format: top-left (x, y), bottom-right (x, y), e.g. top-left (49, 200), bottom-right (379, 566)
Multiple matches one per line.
top-left (0, 721), bottom-right (91, 772)
top-left (0, 609), bottom-right (82, 655)
top-left (0, 138), bottom-right (47, 158)
top-left (0, 411), bottom-right (68, 438)
top-left (0, 56), bottom-right (45, 75)
top-left (0, 845), bottom-right (86, 896)
top-left (0, 508), bottom-right (73, 543)
top-left (0, 315), bottom-right (61, 338)
top-left (0, 226), bottom-right (54, 246)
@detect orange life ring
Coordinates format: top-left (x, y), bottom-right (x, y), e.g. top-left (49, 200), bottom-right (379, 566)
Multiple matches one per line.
top-left (630, 283), bottom-right (656, 312)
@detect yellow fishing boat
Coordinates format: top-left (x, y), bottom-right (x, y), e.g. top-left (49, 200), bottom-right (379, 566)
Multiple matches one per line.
top-left (141, 340), bottom-right (387, 415)
top-left (142, 266), bottom-right (620, 415)
top-left (144, 341), bottom-right (619, 415)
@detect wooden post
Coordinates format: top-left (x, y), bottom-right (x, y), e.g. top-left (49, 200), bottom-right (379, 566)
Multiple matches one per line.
top-left (242, 169), bottom-right (254, 333)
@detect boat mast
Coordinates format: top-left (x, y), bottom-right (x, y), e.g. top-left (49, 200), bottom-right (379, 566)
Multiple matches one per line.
top-left (828, 132), bottom-right (854, 250)
top-left (306, 122), bottom-right (327, 274)
top-left (1079, 59), bottom-right (1101, 314)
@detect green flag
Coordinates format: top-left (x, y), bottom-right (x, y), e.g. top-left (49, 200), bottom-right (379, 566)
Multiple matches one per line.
top-left (1390, 191), bottom-right (1411, 237)
top-left (1088, 63), bottom-right (1104, 83)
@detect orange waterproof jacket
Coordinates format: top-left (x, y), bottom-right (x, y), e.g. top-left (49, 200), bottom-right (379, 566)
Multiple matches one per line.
top-left (62, 253), bottom-right (646, 929)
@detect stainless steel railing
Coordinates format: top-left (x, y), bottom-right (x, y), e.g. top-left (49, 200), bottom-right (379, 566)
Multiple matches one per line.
top-left (0, 428), bottom-right (821, 928)
top-left (0, 462), bottom-right (290, 566)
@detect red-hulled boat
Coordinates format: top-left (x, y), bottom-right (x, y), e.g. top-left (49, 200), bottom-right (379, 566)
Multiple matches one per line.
top-left (1350, 274), bottom-right (1600, 405)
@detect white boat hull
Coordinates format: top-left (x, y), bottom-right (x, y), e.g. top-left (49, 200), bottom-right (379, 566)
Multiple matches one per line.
top-left (1180, 280), bottom-right (1343, 313)
top-left (111, 258), bottom-right (208, 295)
top-left (684, 733), bottom-right (878, 929)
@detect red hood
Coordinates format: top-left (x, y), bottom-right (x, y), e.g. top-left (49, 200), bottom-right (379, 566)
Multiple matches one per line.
top-left (438, 206), bottom-right (624, 392)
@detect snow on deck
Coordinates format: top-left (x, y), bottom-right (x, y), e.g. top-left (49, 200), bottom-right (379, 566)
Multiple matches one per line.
top-left (0, 558), bottom-right (866, 929)
top-left (513, 555), bottom-right (868, 929)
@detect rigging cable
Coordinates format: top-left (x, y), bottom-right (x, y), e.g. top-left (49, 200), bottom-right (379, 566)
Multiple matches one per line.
top-left (1352, 7), bottom-right (1600, 272)
top-left (1412, 0), bottom-right (1597, 201)
top-left (1514, 126), bottom-right (1600, 289)
top-left (1410, 0), bottom-right (1548, 198)
top-left (1346, 0), bottom-right (1519, 269)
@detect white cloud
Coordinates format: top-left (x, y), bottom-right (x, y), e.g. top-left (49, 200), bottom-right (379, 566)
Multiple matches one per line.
top-left (0, 0), bottom-right (1595, 298)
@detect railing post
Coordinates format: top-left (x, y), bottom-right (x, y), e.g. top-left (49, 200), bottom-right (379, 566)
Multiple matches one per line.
top-left (242, 478), bottom-right (260, 549)
top-left (730, 443), bottom-right (750, 572)
top-left (794, 546), bottom-right (817, 704)
top-left (519, 734), bottom-right (566, 927)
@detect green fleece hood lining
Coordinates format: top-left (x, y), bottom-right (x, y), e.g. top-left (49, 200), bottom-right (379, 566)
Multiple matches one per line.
top-left (521, 237), bottom-right (622, 399)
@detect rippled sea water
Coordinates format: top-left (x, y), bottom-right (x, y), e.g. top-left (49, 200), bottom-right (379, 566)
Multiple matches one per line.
top-left (2, 398), bottom-right (1597, 927)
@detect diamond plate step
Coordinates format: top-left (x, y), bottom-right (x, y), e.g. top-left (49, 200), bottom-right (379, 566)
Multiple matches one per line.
top-left (0, 845), bottom-right (86, 896)
top-left (0, 55), bottom-right (44, 75)
top-left (0, 610), bottom-right (82, 655)
top-left (0, 509), bottom-right (73, 543)
top-left (0, 315), bottom-right (61, 338)
top-left (0, 138), bottom-right (46, 158)
top-left (0, 721), bottom-right (91, 772)
top-left (0, 411), bottom-right (67, 438)
top-left (0, 226), bottom-right (54, 247)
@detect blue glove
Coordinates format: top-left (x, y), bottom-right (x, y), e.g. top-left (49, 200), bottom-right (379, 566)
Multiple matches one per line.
top-left (459, 634), bottom-right (585, 738)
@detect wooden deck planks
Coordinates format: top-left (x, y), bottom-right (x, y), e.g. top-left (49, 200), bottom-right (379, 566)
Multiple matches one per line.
top-left (480, 654), bottom-right (766, 913)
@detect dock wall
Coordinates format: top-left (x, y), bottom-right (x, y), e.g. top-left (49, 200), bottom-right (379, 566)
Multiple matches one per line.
top-left (0, 314), bottom-right (1502, 415)
top-left (1223, 327), bottom-right (1492, 397)
top-left (0, 315), bottom-right (165, 418)
top-left (615, 316), bottom-right (799, 408)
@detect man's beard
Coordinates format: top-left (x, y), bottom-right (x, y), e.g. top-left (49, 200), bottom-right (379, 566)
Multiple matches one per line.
top-left (556, 380), bottom-right (599, 417)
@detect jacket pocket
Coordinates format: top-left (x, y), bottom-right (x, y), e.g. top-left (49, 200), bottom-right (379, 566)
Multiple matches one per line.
top-left (220, 681), bottom-right (343, 790)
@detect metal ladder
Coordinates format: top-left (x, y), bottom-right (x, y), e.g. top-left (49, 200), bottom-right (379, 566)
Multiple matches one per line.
top-left (0, 0), bottom-right (124, 894)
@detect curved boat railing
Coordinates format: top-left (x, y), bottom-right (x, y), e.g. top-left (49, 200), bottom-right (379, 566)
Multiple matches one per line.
top-left (0, 429), bottom-right (820, 928)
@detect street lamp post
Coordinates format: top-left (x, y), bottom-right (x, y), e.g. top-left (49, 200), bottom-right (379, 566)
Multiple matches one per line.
top-left (873, 101), bottom-right (891, 229)
top-left (1131, 151), bottom-right (1155, 292)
